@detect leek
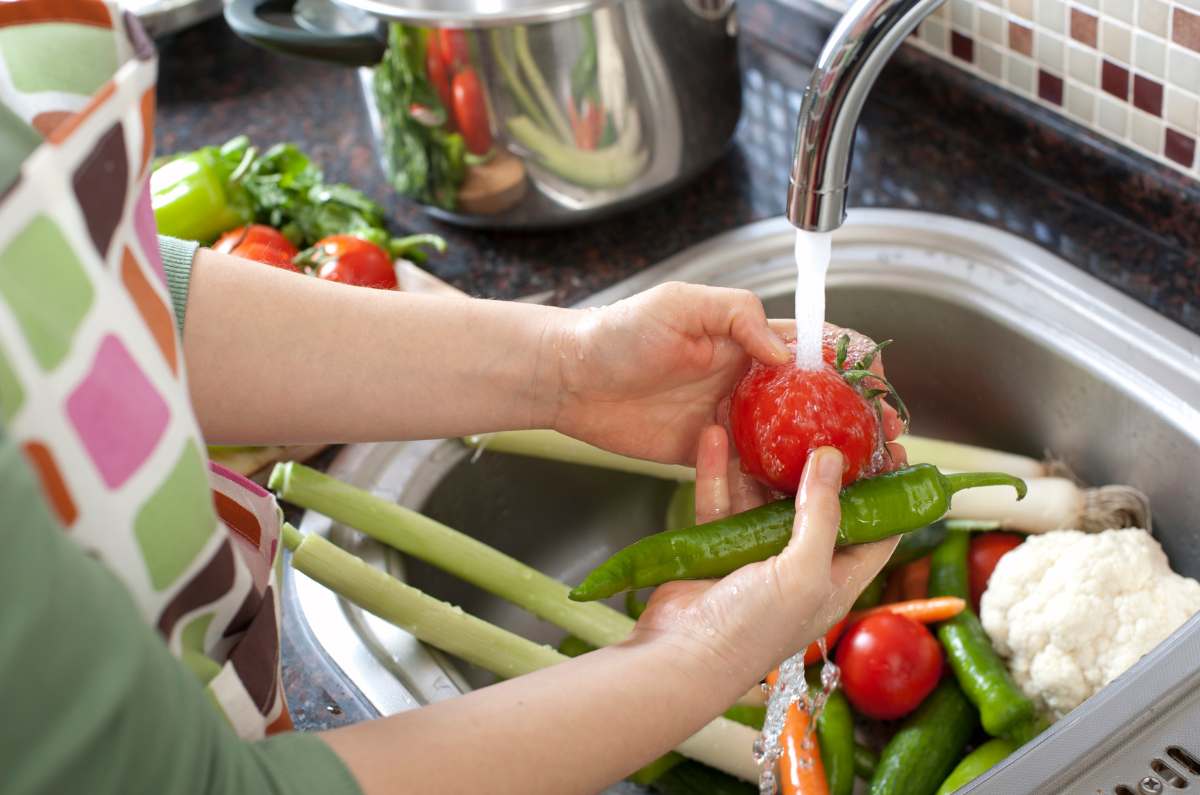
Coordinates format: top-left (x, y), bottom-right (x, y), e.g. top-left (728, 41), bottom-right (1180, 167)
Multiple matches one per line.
top-left (899, 435), bottom-right (1051, 479)
top-left (463, 430), bottom-right (695, 481)
top-left (945, 477), bottom-right (1151, 532)
top-left (272, 462), bottom-right (635, 647)
top-left (282, 524), bottom-right (760, 782)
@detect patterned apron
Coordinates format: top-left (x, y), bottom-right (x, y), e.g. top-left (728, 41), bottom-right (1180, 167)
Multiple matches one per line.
top-left (0, 0), bottom-right (291, 738)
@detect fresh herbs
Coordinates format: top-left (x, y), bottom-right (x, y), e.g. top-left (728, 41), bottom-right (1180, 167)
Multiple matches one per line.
top-left (151, 135), bottom-right (444, 263)
top-left (374, 24), bottom-right (467, 210)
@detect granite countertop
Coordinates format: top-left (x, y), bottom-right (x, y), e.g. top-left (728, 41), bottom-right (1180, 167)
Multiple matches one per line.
top-left (154, 0), bottom-right (1199, 730)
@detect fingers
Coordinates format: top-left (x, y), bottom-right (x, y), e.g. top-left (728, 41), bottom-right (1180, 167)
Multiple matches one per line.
top-left (694, 426), bottom-right (733, 522)
top-left (729, 466), bottom-right (766, 514)
top-left (778, 447), bottom-right (844, 579)
top-left (885, 441), bottom-right (908, 469)
top-left (685, 285), bottom-right (790, 365)
top-left (829, 537), bottom-right (900, 609)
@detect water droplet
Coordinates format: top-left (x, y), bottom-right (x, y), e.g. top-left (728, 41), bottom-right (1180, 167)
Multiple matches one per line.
top-left (704, 626), bottom-right (716, 637)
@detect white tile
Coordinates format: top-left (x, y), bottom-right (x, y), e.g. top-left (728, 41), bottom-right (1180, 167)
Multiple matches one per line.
top-left (1165, 86), bottom-right (1200, 133)
top-left (1134, 32), bottom-right (1168, 77)
top-left (1066, 82), bottom-right (1097, 122)
top-left (1176, 0), bottom-right (1200, 11)
top-left (1036, 0), bottom-right (1067, 32)
top-left (978, 41), bottom-right (1006, 79)
top-left (1138, 0), bottom-right (1170, 36)
top-left (979, 6), bottom-right (1006, 44)
top-left (1069, 42), bottom-right (1100, 83)
top-left (931, 2), bottom-right (950, 19)
top-left (951, 0), bottom-right (975, 29)
top-left (1097, 94), bottom-right (1130, 136)
top-left (920, 17), bottom-right (949, 50)
top-left (1008, 55), bottom-right (1037, 93)
top-left (1101, 19), bottom-right (1133, 63)
top-left (1101, 0), bottom-right (1135, 24)
top-left (1131, 110), bottom-right (1165, 153)
top-left (1169, 46), bottom-right (1200, 88)
top-left (1075, 0), bottom-right (1101, 8)
top-left (1037, 31), bottom-right (1066, 69)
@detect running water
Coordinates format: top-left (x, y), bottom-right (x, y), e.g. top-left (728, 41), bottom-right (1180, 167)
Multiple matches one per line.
top-left (792, 230), bottom-right (833, 370)
top-left (755, 639), bottom-right (842, 794)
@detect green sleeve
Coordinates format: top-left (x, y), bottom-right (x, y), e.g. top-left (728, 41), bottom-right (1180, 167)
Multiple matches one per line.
top-left (0, 430), bottom-right (363, 795)
top-left (158, 235), bottom-right (199, 333)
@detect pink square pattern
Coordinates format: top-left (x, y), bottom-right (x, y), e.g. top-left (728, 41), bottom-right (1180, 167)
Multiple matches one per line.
top-left (67, 334), bottom-right (169, 488)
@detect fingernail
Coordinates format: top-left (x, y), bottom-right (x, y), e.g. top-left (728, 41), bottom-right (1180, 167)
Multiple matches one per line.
top-left (814, 447), bottom-right (843, 486)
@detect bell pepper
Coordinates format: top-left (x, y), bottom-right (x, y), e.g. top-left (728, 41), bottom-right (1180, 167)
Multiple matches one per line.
top-left (150, 150), bottom-right (250, 243)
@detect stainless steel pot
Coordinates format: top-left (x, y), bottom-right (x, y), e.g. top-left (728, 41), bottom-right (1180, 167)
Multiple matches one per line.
top-left (226, 0), bottom-right (742, 229)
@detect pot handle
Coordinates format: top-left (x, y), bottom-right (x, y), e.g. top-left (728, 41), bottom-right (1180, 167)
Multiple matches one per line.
top-left (224, 0), bottom-right (386, 67)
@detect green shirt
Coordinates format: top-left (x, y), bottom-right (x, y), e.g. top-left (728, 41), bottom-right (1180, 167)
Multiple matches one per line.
top-left (0, 249), bottom-right (362, 795)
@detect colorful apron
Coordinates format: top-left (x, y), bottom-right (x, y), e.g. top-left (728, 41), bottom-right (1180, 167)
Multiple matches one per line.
top-left (0, 0), bottom-right (291, 738)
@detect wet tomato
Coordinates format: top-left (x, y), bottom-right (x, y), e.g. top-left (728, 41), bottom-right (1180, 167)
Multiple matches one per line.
top-left (438, 29), bottom-right (471, 72)
top-left (836, 612), bottom-right (943, 720)
top-left (213, 225), bottom-right (299, 272)
top-left (969, 532), bottom-right (1024, 611)
top-left (309, 235), bottom-right (396, 289)
top-left (452, 68), bottom-right (493, 155)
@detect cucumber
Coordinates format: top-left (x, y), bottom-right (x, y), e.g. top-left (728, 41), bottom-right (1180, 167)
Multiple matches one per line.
top-left (869, 679), bottom-right (978, 795)
top-left (884, 522), bottom-right (950, 571)
top-left (935, 737), bottom-right (1017, 794)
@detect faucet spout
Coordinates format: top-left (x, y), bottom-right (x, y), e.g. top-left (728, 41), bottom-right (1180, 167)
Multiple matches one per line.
top-left (786, 0), bottom-right (948, 232)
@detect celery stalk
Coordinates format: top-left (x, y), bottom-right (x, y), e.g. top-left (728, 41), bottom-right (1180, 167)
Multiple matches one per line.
top-left (463, 430), bottom-right (695, 482)
top-left (512, 27), bottom-right (573, 143)
top-left (507, 115), bottom-right (647, 188)
top-left (272, 462), bottom-right (636, 647)
top-left (282, 524), bottom-right (760, 782)
top-left (489, 29), bottom-right (553, 134)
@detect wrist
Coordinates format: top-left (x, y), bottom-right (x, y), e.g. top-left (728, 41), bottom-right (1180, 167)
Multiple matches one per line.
top-left (525, 304), bottom-right (578, 431)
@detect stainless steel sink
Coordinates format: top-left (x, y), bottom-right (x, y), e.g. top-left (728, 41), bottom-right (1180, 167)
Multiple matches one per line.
top-left (289, 209), bottom-right (1200, 794)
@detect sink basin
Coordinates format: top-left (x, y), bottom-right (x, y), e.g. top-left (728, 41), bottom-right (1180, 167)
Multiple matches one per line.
top-left (289, 209), bottom-right (1200, 794)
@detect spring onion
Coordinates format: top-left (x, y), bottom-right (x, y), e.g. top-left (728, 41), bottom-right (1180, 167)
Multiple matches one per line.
top-left (463, 430), bottom-right (695, 481)
top-left (282, 524), bottom-right (760, 781)
top-left (899, 434), bottom-right (1056, 479)
top-left (945, 476), bottom-right (1151, 532)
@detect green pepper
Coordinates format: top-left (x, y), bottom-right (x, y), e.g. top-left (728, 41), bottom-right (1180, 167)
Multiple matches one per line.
top-left (935, 737), bottom-right (1017, 794)
top-left (569, 465), bottom-right (1026, 602)
top-left (854, 743), bottom-right (879, 780)
top-left (928, 532), bottom-right (1036, 739)
top-left (814, 683), bottom-right (856, 795)
top-left (150, 150), bottom-right (249, 243)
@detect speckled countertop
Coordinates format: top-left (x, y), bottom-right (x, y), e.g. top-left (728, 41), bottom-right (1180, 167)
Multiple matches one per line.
top-left (154, 0), bottom-right (1200, 730)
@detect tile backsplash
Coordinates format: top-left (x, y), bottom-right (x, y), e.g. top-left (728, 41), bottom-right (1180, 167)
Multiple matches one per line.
top-left (812, 0), bottom-right (1200, 181)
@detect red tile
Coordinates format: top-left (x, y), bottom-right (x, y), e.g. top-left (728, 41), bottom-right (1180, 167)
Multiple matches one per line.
top-left (1009, 21), bottom-right (1033, 56)
top-left (1174, 8), bottom-right (1200, 54)
top-left (951, 31), bottom-right (974, 62)
top-left (1101, 60), bottom-right (1129, 99)
top-left (1165, 129), bottom-right (1196, 167)
top-left (1070, 8), bottom-right (1098, 47)
top-left (1133, 75), bottom-right (1164, 116)
top-left (1038, 70), bottom-right (1064, 105)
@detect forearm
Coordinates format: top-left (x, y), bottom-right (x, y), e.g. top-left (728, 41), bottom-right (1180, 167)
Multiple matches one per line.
top-left (182, 248), bottom-right (569, 444)
top-left (321, 637), bottom-right (749, 795)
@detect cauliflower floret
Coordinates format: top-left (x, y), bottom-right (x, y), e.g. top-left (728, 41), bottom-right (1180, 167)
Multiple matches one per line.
top-left (980, 528), bottom-right (1200, 719)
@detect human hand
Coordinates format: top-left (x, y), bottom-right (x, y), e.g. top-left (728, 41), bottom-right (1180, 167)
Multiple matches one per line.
top-left (630, 435), bottom-right (900, 689)
top-left (550, 282), bottom-right (902, 466)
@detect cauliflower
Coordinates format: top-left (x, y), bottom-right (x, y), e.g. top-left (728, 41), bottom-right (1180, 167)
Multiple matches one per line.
top-left (980, 528), bottom-right (1200, 718)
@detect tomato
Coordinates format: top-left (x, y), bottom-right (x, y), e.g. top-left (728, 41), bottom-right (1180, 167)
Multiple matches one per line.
top-left (213, 225), bottom-right (300, 272)
top-left (836, 612), bottom-right (943, 720)
top-left (802, 619), bottom-right (846, 666)
top-left (729, 340), bottom-right (886, 492)
top-left (425, 34), bottom-right (454, 119)
top-left (309, 235), bottom-right (396, 289)
top-left (969, 532), bottom-right (1024, 611)
top-left (452, 68), bottom-right (493, 156)
top-left (438, 29), bottom-right (471, 72)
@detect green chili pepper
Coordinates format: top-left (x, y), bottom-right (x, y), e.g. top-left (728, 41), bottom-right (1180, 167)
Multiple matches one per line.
top-left (812, 681), bottom-right (856, 795)
top-left (884, 521), bottom-right (949, 571)
top-left (150, 150), bottom-right (250, 243)
top-left (854, 743), bottom-right (880, 780)
top-left (568, 465), bottom-right (1026, 602)
top-left (624, 591), bottom-right (647, 620)
top-left (555, 634), bottom-right (595, 658)
top-left (929, 531), bottom-right (1036, 739)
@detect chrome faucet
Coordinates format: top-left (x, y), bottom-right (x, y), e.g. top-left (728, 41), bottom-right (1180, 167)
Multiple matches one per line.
top-left (786, 0), bottom-right (948, 232)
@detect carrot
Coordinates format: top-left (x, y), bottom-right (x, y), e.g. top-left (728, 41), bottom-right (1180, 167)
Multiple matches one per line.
top-left (847, 596), bottom-right (966, 626)
top-left (802, 619), bottom-right (846, 666)
top-left (766, 670), bottom-right (831, 795)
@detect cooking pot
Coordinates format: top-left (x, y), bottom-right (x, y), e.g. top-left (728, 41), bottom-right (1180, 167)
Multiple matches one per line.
top-left (225, 0), bottom-right (742, 229)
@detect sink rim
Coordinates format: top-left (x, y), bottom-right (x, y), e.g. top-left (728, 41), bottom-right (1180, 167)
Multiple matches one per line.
top-left (287, 208), bottom-right (1200, 794)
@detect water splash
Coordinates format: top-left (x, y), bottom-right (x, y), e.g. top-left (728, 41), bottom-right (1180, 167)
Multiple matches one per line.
top-left (793, 230), bottom-right (833, 370)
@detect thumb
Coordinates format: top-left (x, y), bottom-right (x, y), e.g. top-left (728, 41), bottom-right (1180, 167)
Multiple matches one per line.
top-left (778, 447), bottom-right (844, 582)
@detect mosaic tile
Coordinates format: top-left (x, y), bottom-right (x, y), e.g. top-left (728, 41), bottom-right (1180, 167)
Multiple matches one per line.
top-left (1133, 74), bottom-right (1165, 115)
top-left (1071, 7), bottom-right (1099, 45)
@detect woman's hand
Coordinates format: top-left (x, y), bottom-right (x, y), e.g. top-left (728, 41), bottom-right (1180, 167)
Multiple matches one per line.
top-left (631, 433), bottom-right (900, 687)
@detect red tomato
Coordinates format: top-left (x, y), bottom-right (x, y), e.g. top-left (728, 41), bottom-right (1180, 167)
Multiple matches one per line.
top-left (452, 68), bottom-right (493, 156)
top-left (425, 34), bottom-right (454, 119)
top-left (729, 341), bottom-right (885, 491)
top-left (438, 29), bottom-right (470, 72)
top-left (836, 612), bottom-right (943, 720)
top-left (802, 619), bottom-right (846, 666)
top-left (310, 235), bottom-right (396, 289)
top-left (969, 532), bottom-right (1024, 611)
top-left (213, 225), bottom-right (300, 271)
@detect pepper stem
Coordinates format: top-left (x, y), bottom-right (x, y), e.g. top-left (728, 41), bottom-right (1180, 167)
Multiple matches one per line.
top-left (943, 471), bottom-right (1028, 500)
